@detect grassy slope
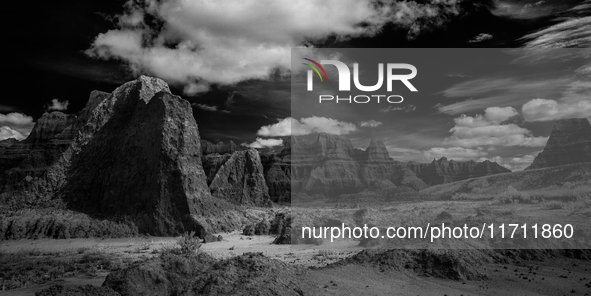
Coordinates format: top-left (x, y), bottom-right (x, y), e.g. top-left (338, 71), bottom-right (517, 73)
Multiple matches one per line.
top-left (419, 162), bottom-right (591, 200)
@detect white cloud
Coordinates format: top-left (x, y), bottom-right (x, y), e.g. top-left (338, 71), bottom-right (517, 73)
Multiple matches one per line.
top-left (46, 99), bottom-right (69, 111)
top-left (520, 16), bottom-right (591, 48)
top-left (385, 145), bottom-right (424, 162)
top-left (0, 112), bottom-right (35, 137)
top-left (522, 98), bottom-right (591, 122)
top-left (453, 106), bottom-right (518, 127)
top-left (359, 120), bottom-right (382, 128)
top-left (0, 113), bottom-right (34, 126)
top-left (257, 116), bottom-right (357, 136)
top-left (0, 126), bottom-right (26, 141)
top-left (87, 0), bottom-right (464, 94)
top-left (242, 137), bottom-right (283, 149)
top-left (380, 104), bottom-right (416, 113)
top-left (194, 104), bottom-right (217, 112)
top-left (438, 77), bottom-right (568, 115)
top-left (468, 33), bottom-right (493, 43)
top-left (424, 147), bottom-right (488, 161)
top-left (446, 107), bottom-right (548, 147)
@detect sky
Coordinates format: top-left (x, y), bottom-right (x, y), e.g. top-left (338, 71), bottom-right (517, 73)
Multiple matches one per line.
top-left (285, 48), bottom-right (590, 170)
top-left (2, 0), bottom-right (591, 170)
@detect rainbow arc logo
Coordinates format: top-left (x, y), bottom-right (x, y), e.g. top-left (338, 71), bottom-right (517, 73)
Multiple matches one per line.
top-left (302, 58), bottom-right (328, 82)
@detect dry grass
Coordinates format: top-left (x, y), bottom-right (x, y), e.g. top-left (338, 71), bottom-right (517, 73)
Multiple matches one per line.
top-left (0, 244), bottom-right (133, 291)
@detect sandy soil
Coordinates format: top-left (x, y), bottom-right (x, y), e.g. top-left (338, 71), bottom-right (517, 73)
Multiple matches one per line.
top-left (3, 230), bottom-right (591, 296)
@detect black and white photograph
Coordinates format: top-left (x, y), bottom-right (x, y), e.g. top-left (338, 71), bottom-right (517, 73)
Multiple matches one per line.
top-left (1, 0), bottom-right (591, 295)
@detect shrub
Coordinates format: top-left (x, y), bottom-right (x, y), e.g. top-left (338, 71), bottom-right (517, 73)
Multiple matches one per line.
top-left (493, 186), bottom-right (532, 204)
top-left (545, 201), bottom-right (565, 210)
top-left (177, 231), bottom-right (201, 255)
top-left (451, 193), bottom-right (470, 200)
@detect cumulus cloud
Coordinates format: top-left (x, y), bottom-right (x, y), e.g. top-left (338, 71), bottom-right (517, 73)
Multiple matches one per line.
top-left (242, 137), bottom-right (283, 149)
top-left (359, 120), bottom-right (383, 127)
top-left (445, 107), bottom-right (548, 147)
top-left (0, 112), bottom-right (35, 138)
top-left (0, 126), bottom-right (26, 141)
top-left (424, 147), bottom-right (488, 161)
top-left (46, 99), bottom-right (69, 111)
top-left (0, 113), bottom-right (35, 126)
top-left (468, 33), bottom-right (493, 43)
top-left (257, 116), bottom-right (357, 136)
top-left (521, 98), bottom-right (591, 122)
top-left (87, 0), bottom-right (464, 94)
top-left (380, 104), bottom-right (417, 113)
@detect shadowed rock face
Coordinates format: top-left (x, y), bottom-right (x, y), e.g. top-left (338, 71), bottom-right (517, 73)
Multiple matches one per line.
top-left (526, 118), bottom-right (591, 170)
top-left (261, 147), bottom-right (291, 203)
top-left (0, 112), bottom-right (77, 193)
top-left (58, 76), bottom-right (233, 236)
top-left (0, 91), bottom-right (112, 195)
top-left (406, 157), bottom-right (511, 186)
top-left (206, 149), bottom-right (272, 207)
top-left (202, 153), bottom-right (232, 185)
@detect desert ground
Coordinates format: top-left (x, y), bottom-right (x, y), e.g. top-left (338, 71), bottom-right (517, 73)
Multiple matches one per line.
top-left (2, 194), bottom-right (591, 295)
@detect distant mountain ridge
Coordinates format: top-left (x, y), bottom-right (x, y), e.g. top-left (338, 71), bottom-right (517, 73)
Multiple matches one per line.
top-left (406, 157), bottom-right (511, 186)
top-left (288, 133), bottom-right (509, 198)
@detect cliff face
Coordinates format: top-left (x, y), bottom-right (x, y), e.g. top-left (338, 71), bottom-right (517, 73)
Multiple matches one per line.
top-left (291, 133), bottom-right (427, 199)
top-left (406, 157), bottom-right (510, 186)
top-left (261, 147), bottom-right (291, 203)
top-left (0, 76), bottom-right (241, 236)
top-left (0, 111), bottom-right (80, 194)
top-left (0, 90), bottom-right (112, 194)
top-left (289, 133), bottom-right (511, 198)
top-left (207, 149), bottom-right (272, 207)
top-left (57, 76), bottom-right (230, 236)
top-left (526, 118), bottom-right (591, 170)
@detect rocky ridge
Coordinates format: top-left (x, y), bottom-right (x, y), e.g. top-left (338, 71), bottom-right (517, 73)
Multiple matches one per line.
top-left (406, 157), bottom-right (511, 186)
top-left (0, 76), bottom-right (245, 237)
top-left (526, 118), bottom-right (591, 170)
top-left (205, 149), bottom-right (272, 207)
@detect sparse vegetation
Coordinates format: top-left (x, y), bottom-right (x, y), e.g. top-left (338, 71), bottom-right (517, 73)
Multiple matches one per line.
top-left (545, 200), bottom-right (566, 210)
top-left (0, 208), bottom-right (138, 240)
top-left (176, 231), bottom-right (202, 255)
top-left (0, 246), bottom-right (130, 291)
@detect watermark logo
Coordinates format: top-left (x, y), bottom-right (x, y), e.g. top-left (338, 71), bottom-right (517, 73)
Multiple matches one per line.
top-left (302, 58), bottom-right (329, 83)
top-left (303, 58), bottom-right (418, 104)
top-left (305, 59), bottom-right (418, 93)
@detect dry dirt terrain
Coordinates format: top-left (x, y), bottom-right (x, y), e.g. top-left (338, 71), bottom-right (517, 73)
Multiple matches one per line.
top-left (3, 199), bottom-right (591, 296)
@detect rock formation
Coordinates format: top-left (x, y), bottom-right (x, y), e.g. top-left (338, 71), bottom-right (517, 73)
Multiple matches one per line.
top-left (289, 133), bottom-right (511, 199)
top-left (205, 149), bottom-right (272, 207)
top-left (0, 76), bottom-right (243, 236)
top-left (406, 157), bottom-right (511, 186)
top-left (0, 112), bottom-right (77, 193)
top-left (56, 76), bottom-right (238, 236)
top-left (260, 139), bottom-right (291, 203)
top-left (291, 133), bottom-right (427, 199)
top-left (0, 90), bottom-right (112, 195)
top-left (526, 118), bottom-right (591, 170)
